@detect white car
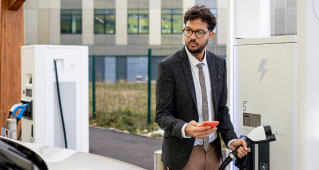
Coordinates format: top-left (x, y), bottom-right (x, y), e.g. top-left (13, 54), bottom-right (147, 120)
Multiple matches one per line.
top-left (0, 137), bottom-right (145, 170)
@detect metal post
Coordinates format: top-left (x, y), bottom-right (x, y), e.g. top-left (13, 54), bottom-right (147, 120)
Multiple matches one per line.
top-left (92, 55), bottom-right (96, 119)
top-left (154, 150), bottom-right (167, 170)
top-left (147, 48), bottom-right (152, 125)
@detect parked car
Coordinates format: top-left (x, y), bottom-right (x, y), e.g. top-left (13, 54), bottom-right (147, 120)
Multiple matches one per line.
top-left (0, 137), bottom-right (145, 170)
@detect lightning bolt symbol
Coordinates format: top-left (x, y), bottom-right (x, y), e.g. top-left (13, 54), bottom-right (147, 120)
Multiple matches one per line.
top-left (258, 59), bottom-right (268, 83)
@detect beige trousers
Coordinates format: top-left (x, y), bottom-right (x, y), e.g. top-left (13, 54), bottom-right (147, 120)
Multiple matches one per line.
top-left (166, 141), bottom-right (221, 170)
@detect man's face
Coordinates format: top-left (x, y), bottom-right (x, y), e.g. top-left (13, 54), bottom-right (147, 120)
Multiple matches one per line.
top-left (184, 19), bottom-right (215, 54)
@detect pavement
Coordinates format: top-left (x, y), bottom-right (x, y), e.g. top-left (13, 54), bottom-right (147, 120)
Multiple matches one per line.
top-left (89, 127), bottom-right (163, 170)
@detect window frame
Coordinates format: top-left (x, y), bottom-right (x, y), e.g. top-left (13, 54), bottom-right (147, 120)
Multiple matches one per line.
top-left (94, 9), bottom-right (116, 35)
top-left (61, 9), bottom-right (83, 34)
top-left (161, 8), bottom-right (183, 34)
top-left (127, 8), bottom-right (149, 34)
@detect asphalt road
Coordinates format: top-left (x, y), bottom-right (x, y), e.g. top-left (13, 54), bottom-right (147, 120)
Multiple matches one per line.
top-left (89, 127), bottom-right (163, 170)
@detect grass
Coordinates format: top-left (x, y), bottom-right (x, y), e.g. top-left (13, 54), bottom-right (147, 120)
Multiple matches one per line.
top-left (89, 81), bottom-right (159, 135)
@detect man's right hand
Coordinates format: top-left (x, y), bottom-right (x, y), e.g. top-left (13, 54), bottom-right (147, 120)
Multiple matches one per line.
top-left (185, 120), bottom-right (217, 138)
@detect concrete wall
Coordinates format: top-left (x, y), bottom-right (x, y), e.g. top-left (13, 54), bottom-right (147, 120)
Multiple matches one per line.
top-left (149, 0), bottom-right (161, 45)
top-left (38, 9), bottom-right (49, 44)
top-left (94, 35), bottom-right (115, 45)
top-left (24, 9), bottom-right (38, 44)
top-left (94, 0), bottom-right (115, 8)
top-left (61, 0), bottom-right (82, 9)
top-left (115, 0), bottom-right (127, 45)
top-left (128, 0), bottom-right (149, 8)
top-left (83, 0), bottom-right (94, 45)
top-left (162, 0), bottom-right (182, 8)
top-left (61, 35), bottom-right (82, 45)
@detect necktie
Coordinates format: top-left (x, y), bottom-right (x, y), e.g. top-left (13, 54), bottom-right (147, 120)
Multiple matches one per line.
top-left (197, 63), bottom-right (209, 151)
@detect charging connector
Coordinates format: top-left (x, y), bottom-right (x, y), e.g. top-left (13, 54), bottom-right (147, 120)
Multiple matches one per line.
top-left (218, 125), bottom-right (276, 170)
top-left (21, 99), bottom-right (32, 120)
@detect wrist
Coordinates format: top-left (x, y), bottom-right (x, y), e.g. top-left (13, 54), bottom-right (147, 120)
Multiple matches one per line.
top-left (228, 139), bottom-right (237, 149)
top-left (181, 123), bottom-right (191, 138)
top-left (185, 123), bottom-right (190, 136)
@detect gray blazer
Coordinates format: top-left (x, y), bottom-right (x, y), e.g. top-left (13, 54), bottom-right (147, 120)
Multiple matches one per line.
top-left (156, 47), bottom-right (237, 170)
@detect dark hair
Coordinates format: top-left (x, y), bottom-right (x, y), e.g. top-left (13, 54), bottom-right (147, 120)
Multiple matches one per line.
top-left (184, 5), bottom-right (216, 31)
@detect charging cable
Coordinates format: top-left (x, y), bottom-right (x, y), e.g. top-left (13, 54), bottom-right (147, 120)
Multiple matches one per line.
top-left (218, 126), bottom-right (276, 170)
top-left (10, 103), bottom-right (28, 120)
top-left (54, 60), bottom-right (68, 149)
top-left (8, 103), bottom-right (28, 140)
top-left (219, 136), bottom-right (250, 170)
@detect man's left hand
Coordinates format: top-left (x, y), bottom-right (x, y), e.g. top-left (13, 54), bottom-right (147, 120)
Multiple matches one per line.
top-left (229, 138), bottom-right (251, 158)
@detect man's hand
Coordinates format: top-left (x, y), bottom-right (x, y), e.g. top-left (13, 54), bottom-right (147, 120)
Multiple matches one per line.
top-left (185, 120), bottom-right (217, 138)
top-left (229, 138), bottom-right (251, 158)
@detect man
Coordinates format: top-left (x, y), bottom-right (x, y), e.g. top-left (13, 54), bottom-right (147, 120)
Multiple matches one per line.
top-left (156, 5), bottom-right (251, 170)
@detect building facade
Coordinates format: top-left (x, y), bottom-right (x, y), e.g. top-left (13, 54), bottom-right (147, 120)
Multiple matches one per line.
top-left (24, 0), bottom-right (227, 82)
top-left (24, 0), bottom-right (295, 82)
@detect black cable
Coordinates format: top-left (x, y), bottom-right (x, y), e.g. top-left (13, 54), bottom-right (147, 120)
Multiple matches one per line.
top-left (7, 112), bottom-right (12, 119)
top-left (218, 156), bottom-right (233, 170)
top-left (54, 60), bottom-right (68, 149)
top-left (16, 119), bottom-right (21, 140)
top-left (219, 138), bottom-right (252, 170)
top-left (18, 130), bottom-right (21, 141)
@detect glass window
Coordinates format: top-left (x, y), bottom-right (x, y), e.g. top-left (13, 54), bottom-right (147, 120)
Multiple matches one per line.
top-left (161, 9), bottom-right (183, 34)
top-left (61, 9), bottom-right (82, 34)
top-left (210, 8), bottom-right (217, 34)
top-left (94, 9), bottom-right (115, 34)
top-left (128, 9), bottom-right (149, 34)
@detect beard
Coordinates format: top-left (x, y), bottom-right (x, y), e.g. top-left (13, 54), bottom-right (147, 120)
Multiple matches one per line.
top-left (186, 38), bottom-right (209, 54)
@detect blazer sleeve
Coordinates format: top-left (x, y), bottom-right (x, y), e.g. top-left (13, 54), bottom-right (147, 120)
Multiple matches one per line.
top-left (218, 58), bottom-right (238, 144)
top-left (155, 61), bottom-right (185, 140)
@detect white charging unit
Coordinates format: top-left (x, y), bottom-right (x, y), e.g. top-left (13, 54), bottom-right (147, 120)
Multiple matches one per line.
top-left (232, 36), bottom-right (297, 170)
top-left (21, 45), bottom-right (89, 152)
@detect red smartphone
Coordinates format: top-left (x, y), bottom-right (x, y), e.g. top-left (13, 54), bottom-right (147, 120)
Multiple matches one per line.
top-left (199, 121), bottom-right (219, 129)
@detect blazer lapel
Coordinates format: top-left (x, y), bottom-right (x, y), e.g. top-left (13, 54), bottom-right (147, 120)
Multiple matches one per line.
top-left (179, 48), bottom-right (198, 112)
top-left (206, 53), bottom-right (218, 117)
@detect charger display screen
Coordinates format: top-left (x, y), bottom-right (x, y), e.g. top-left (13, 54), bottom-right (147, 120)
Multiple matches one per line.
top-left (26, 89), bottom-right (32, 97)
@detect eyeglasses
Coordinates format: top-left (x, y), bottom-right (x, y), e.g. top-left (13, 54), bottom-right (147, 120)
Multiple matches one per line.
top-left (183, 28), bottom-right (209, 38)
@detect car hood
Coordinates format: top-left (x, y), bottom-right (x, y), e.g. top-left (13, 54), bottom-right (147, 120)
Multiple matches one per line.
top-left (2, 138), bottom-right (145, 170)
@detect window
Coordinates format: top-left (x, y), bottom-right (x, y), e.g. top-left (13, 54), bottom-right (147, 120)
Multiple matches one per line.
top-left (210, 8), bottom-right (217, 34)
top-left (161, 9), bottom-right (183, 34)
top-left (128, 9), bottom-right (149, 34)
top-left (94, 9), bottom-right (115, 34)
top-left (61, 9), bottom-right (82, 34)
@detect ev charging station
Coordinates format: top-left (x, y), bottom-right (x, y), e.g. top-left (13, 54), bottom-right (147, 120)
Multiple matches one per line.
top-left (20, 45), bottom-right (89, 152)
top-left (233, 36), bottom-right (297, 170)
top-left (227, 0), bottom-right (319, 170)
top-left (227, 0), bottom-right (319, 169)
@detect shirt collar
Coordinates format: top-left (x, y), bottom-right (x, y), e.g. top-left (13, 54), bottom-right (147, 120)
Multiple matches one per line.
top-left (185, 46), bottom-right (207, 68)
